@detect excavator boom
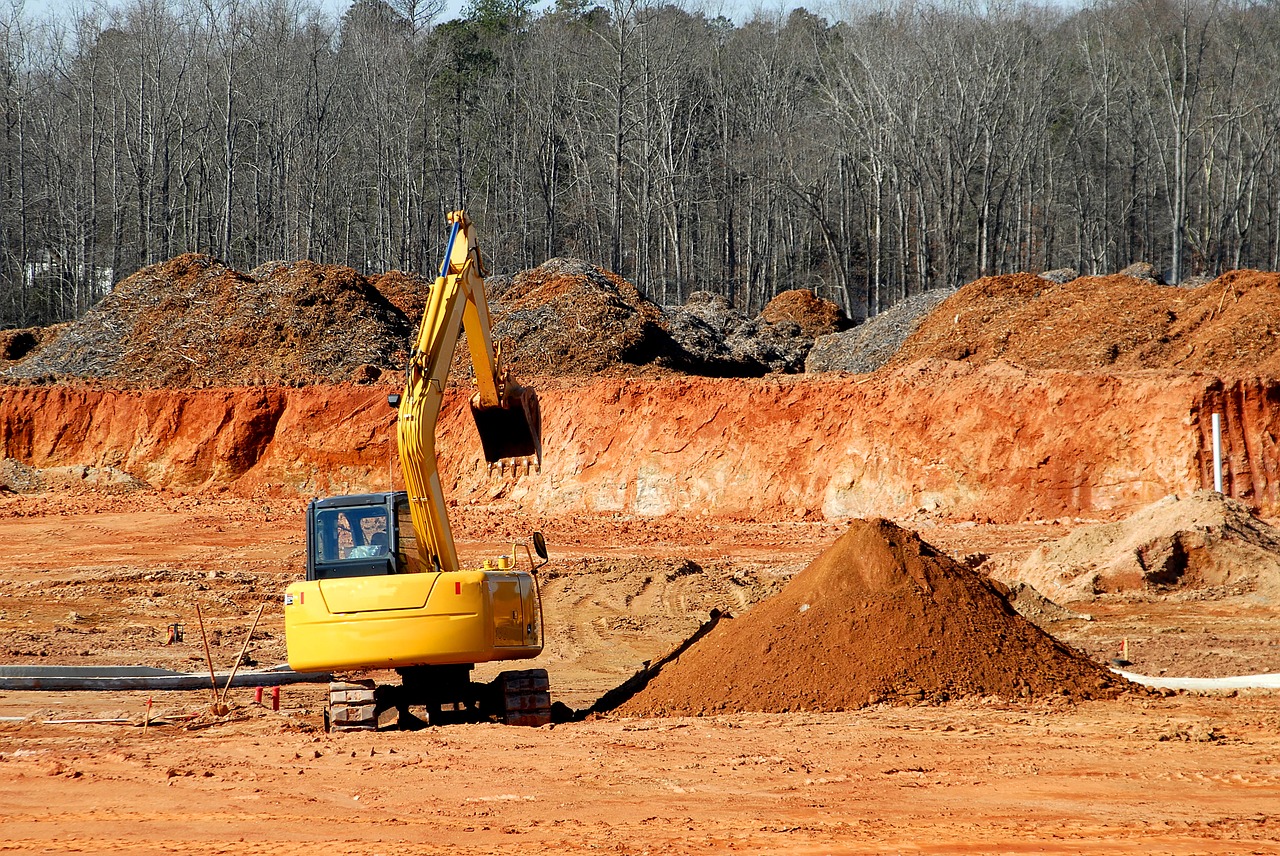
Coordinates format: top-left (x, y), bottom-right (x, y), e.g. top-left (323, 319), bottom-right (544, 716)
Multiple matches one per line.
top-left (397, 210), bottom-right (541, 573)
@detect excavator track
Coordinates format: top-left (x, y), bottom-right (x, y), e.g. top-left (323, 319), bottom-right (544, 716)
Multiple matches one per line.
top-left (323, 669), bottom-right (552, 732)
top-left (497, 669), bottom-right (552, 726)
top-left (325, 680), bottom-right (378, 732)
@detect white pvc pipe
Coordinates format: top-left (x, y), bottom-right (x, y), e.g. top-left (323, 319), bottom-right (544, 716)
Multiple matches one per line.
top-left (1114, 669), bottom-right (1280, 690)
top-left (1212, 412), bottom-right (1224, 493)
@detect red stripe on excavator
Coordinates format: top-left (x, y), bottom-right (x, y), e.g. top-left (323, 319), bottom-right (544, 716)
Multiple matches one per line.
top-left (455, 581), bottom-right (461, 595)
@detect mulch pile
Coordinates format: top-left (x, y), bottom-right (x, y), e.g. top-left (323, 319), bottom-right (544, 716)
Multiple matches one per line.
top-left (2, 253), bottom-right (852, 385)
top-left (759, 289), bottom-right (849, 339)
top-left (806, 289), bottom-right (952, 374)
top-left (489, 257), bottom-right (691, 376)
top-left (666, 291), bottom-right (821, 375)
top-left (20, 253), bottom-right (1269, 384)
top-left (1016, 491), bottom-right (1280, 603)
top-left (0, 323), bottom-right (68, 364)
top-left (370, 270), bottom-right (434, 321)
top-left (892, 269), bottom-right (1280, 375)
top-left (4, 255), bottom-right (410, 387)
top-left (489, 259), bottom-right (840, 377)
top-left (613, 518), bottom-right (1124, 716)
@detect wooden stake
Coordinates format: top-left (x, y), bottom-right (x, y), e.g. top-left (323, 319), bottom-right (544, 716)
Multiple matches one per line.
top-left (194, 602), bottom-right (219, 706)
top-left (219, 603), bottom-right (266, 706)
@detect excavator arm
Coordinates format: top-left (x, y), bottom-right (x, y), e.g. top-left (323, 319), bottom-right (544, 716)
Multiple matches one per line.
top-left (397, 210), bottom-right (541, 574)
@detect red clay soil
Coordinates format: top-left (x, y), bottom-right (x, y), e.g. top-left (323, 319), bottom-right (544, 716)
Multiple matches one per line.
top-left (615, 518), bottom-right (1127, 716)
top-left (4, 364), bottom-right (1279, 518)
top-left (894, 269), bottom-right (1280, 375)
top-left (759, 289), bottom-right (849, 338)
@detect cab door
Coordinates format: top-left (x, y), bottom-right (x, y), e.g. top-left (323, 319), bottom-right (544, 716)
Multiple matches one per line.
top-left (490, 574), bottom-right (524, 647)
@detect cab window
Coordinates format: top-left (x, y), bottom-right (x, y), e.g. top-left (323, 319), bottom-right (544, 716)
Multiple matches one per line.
top-left (315, 507), bottom-right (389, 563)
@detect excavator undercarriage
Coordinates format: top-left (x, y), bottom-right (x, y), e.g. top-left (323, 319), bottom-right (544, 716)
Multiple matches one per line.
top-left (326, 666), bottom-right (552, 732)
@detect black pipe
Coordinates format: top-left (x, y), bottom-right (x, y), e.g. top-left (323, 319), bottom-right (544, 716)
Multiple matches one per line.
top-left (0, 664), bottom-right (332, 692)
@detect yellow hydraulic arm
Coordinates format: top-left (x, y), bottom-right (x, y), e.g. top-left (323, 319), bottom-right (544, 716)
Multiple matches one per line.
top-left (397, 210), bottom-right (541, 574)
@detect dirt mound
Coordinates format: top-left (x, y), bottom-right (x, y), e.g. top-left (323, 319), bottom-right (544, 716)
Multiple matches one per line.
top-left (0, 458), bottom-right (150, 495)
top-left (1015, 492), bottom-right (1280, 603)
top-left (0, 458), bottom-right (43, 493)
top-left (759, 289), bottom-right (849, 339)
top-left (613, 519), bottom-right (1124, 716)
top-left (806, 289), bottom-right (951, 374)
top-left (1004, 582), bottom-right (1092, 626)
top-left (893, 269), bottom-right (1280, 375)
top-left (3, 255), bottom-right (410, 387)
top-left (491, 258), bottom-right (691, 376)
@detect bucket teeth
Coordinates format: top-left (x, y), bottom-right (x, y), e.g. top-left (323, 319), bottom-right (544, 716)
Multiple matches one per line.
top-left (485, 455), bottom-right (541, 479)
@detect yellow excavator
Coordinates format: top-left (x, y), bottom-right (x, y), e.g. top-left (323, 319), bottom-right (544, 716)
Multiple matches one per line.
top-left (283, 211), bottom-right (549, 731)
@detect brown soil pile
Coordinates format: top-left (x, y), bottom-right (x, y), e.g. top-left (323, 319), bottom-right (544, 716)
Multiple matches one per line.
top-left (614, 519), bottom-right (1124, 716)
top-left (893, 269), bottom-right (1280, 375)
top-left (490, 257), bottom-right (690, 376)
top-left (5, 255), bottom-right (410, 387)
top-left (759, 289), bottom-right (849, 339)
top-left (1015, 491), bottom-right (1280, 603)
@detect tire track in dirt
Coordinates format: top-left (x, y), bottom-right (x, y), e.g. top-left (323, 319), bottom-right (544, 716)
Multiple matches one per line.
top-left (496, 556), bottom-right (786, 708)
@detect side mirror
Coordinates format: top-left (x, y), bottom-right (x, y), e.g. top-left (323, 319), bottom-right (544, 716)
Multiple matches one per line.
top-left (387, 393), bottom-right (402, 409)
top-left (532, 531), bottom-right (548, 561)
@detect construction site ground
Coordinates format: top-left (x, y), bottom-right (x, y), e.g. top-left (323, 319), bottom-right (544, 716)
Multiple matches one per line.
top-left (3, 262), bottom-right (1280, 851)
top-left (2, 495), bottom-right (1278, 854)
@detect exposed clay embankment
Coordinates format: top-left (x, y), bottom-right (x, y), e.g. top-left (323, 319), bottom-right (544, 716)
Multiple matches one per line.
top-left (3, 361), bottom-right (1278, 521)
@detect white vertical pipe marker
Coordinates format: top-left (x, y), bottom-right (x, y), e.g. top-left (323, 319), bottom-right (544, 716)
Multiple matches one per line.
top-left (1212, 412), bottom-right (1223, 493)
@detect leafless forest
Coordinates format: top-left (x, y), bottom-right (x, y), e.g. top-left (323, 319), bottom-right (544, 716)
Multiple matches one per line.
top-left (2, 0), bottom-right (1278, 329)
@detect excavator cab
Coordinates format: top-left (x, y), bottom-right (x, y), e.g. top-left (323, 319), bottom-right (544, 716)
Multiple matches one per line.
top-left (305, 492), bottom-right (422, 581)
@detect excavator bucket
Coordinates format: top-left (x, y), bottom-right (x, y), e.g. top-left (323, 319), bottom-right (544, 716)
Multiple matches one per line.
top-left (471, 385), bottom-right (542, 463)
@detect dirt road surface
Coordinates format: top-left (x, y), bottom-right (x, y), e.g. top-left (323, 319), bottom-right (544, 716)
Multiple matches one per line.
top-left (2, 496), bottom-right (1278, 853)
top-left (3, 694), bottom-right (1279, 855)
